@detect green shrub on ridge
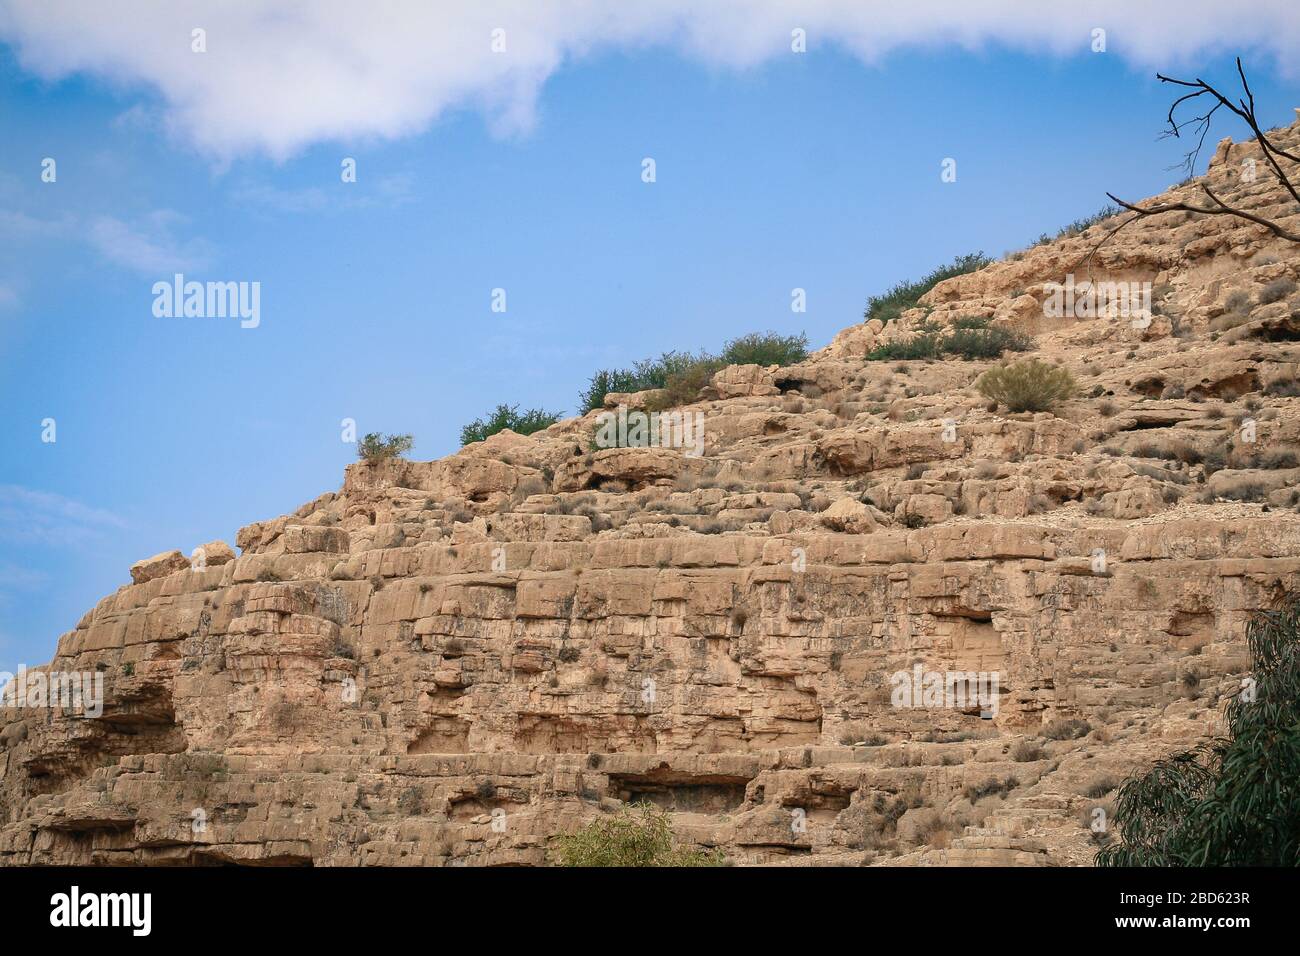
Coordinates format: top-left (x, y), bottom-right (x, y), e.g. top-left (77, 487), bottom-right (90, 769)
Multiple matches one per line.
top-left (578, 331), bottom-right (809, 413)
top-left (460, 404), bottom-right (563, 446)
top-left (864, 252), bottom-right (993, 325)
top-left (357, 432), bottom-right (413, 463)
top-left (866, 317), bottom-right (1032, 362)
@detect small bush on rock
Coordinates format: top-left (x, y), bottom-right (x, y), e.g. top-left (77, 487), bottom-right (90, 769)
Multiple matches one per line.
top-left (1042, 717), bottom-right (1091, 740)
top-left (1264, 376), bottom-right (1300, 397)
top-left (942, 325), bottom-right (1033, 360)
top-left (554, 803), bottom-right (727, 867)
top-left (977, 359), bottom-right (1076, 413)
top-left (1258, 277), bottom-right (1297, 305)
top-left (964, 776), bottom-right (1019, 801)
top-left (866, 316), bottom-right (1032, 363)
top-left (866, 334), bottom-right (941, 361)
top-left (357, 432), bottom-right (413, 463)
top-left (1011, 740), bottom-right (1044, 762)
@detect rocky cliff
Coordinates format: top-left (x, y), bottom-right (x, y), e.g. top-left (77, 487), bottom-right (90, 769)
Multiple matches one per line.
top-left (3, 119), bottom-right (1299, 867)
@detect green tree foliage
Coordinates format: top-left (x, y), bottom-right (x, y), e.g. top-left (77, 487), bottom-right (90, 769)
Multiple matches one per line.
top-left (554, 803), bottom-right (728, 867)
top-left (1097, 597), bottom-right (1300, 866)
top-left (356, 432), bottom-right (413, 463)
top-left (976, 359), bottom-right (1076, 413)
top-left (577, 351), bottom-right (704, 414)
top-left (718, 331), bottom-right (809, 367)
top-left (864, 252), bottom-right (993, 325)
top-left (645, 354), bottom-right (725, 412)
top-left (459, 404), bottom-right (562, 446)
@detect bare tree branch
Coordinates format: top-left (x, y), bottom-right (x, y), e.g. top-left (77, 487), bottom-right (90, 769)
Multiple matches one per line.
top-left (1072, 210), bottom-right (1143, 279)
top-left (1154, 57), bottom-right (1300, 205)
top-left (1105, 185), bottom-right (1300, 244)
top-left (1081, 57), bottom-right (1300, 276)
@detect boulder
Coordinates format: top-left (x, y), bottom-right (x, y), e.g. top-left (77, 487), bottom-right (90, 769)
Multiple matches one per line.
top-left (818, 497), bottom-right (878, 534)
top-left (129, 550), bottom-right (191, 584)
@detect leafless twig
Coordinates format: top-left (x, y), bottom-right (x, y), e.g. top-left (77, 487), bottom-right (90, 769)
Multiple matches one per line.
top-left (1081, 57), bottom-right (1300, 276)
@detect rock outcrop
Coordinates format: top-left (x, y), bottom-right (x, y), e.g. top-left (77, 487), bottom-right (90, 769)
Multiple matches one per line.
top-left (3, 119), bottom-right (1300, 867)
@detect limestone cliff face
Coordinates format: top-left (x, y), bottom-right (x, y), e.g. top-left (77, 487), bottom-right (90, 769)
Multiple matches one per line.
top-left (3, 122), bottom-right (1300, 867)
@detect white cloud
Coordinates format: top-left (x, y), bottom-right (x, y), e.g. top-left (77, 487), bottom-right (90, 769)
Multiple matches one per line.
top-left (0, 561), bottom-right (46, 593)
top-left (0, 485), bottom-right (127, 549)
top-left (85, 211), bottom-right (213, 274)
top-left (0, 206), bottom-right (210, 275)
top-left (232, 171), bottom-right (414, 214)
top-left (0, 207), bottom-right (70, 239)
top-left (1, 1), bottom-right (1297, 162)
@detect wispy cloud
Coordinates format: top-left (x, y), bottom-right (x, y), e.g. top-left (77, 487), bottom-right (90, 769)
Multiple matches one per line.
top-left (86, 211), bottom-right (213, 274)
top-left (231, 172), bottom-right (414, 215)
top-left (1, 1), bottom-right (1297, 162)
top-left (0, 206), bottom-right (211, 276)
top-left (0, 562), bottom-right (49, 666)
top-left (0, 484), bottom-right (127, 549)
top-left (0, 207), bottom-right (71, 239)
top-left (0, 561), bottom-right (47, 593)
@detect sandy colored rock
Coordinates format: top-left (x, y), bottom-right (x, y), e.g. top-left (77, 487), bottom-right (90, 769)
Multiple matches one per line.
top-left (128, 550), bottom-right (191, 584)
top-left (193, 540), bottom-right (236, 566)
top-left (818, 496), bottom-right (879, 534)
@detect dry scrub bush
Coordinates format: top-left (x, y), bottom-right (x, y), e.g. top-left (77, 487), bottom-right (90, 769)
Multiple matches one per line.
top-left (977, 359), bottom-right (1076, 413)
top-left (554, 803), bottom-right (726, 867)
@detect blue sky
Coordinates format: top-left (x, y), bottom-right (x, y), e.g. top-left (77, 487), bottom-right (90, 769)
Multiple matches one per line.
top-left (1, 7), bottom-right (1297, 672)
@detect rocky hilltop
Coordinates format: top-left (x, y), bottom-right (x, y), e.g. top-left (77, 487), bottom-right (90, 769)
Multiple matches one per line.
top-left (3, 119), bottom-right (1299, 867)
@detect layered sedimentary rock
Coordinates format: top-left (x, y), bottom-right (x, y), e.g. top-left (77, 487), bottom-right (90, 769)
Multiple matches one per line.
top-left (2, 121), bottom-right (1299, 866)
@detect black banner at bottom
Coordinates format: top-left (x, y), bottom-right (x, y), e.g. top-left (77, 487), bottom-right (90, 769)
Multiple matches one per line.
top-left (0, 865), bottom-right (1274, 942)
